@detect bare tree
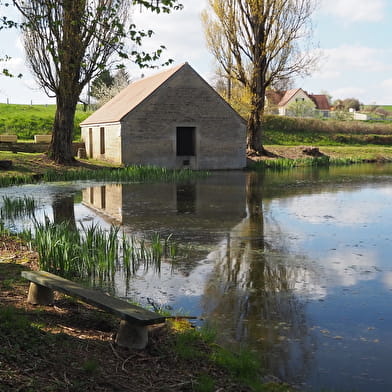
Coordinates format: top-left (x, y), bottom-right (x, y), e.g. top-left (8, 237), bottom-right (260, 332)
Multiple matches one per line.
top-left (12, 0), bottom-right (181, 163)
top-left (202, 0), bottom-right (318, 155)
top-left (93, 69), bottom-right (131, 108)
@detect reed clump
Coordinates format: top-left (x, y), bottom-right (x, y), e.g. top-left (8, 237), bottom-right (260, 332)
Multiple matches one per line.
top-left (42, 165), bottom-right (210, 183)
top-left (249, 155), bottom-right (371, 170)
top-left (23, 219), bottom-right (179, 282)
top-left (0, 195), bottom-right (38, 220)
top-left (0, 165), bottom-right (209, 188)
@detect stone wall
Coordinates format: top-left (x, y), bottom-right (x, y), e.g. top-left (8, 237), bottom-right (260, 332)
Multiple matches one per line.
top-left (0, 142), bottom-right (85, 155)
top-left (120, 65), bottom-right (246, 170)
top-left (81, 124), bottom-right (121, 163)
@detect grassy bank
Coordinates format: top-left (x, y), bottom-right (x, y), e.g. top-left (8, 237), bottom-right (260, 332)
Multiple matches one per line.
top-left (0, 103), bottom-right (91, 140)
top-left (0, 242), bottom-right (295, 392)
top-left (247, 145), bottom-right (392, 170)
top-left (263, 115), bottom-right (392, 146)
top-left (0, 152), bottom-right (209, 187)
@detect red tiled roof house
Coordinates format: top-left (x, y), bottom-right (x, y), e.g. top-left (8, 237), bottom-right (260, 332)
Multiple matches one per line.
top-left (266, 88), bottom-right (331, 117)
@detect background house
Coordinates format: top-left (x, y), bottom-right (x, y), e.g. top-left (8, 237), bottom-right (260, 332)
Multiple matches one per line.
top-left (266, 88), bottom-right (331, 117)
top-left (80, 63), bottom-right (246, 170)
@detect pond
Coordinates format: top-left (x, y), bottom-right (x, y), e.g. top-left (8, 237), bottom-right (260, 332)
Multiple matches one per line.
top-left (2, 164), bottom-right (392, 392)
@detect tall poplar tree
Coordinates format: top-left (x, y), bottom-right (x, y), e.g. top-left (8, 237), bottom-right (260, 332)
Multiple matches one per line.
top-left (202, 0), bottom-right (317, 155)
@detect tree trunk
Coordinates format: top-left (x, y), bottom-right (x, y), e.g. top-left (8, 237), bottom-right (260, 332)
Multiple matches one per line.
top-left (52, 195), bottom-right (76, 227)
top-left (245, 171), bottom-right (265, 249)
top-left (247, 26), bottom-right (267, 156)
top-left (247, 84), bottom-right (268, 155)
top-left (49, 94), bottom-right (78, 164)
top-left (48, 0), bottom-right (84, 165)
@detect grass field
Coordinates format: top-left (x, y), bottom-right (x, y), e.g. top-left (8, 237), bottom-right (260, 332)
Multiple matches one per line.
top-left (380, 105), bottom-right (392, 113)
top-left (263, 115), bottom-right (392, 146)
top-left (0, 103), bottom-right (91, 140)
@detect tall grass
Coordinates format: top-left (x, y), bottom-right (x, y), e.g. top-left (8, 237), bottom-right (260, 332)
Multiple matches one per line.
top-left (0, 174), bottom-right (35, 188)
top-left (42, 165), bottom-right (209, 183)
top-left (24, 218), bottom-right (179, 282)
top-left (248, 155), bottom-right (369, 170)
top-left (0, 165), bottom-right (209, 188)
top-left (0, 195), bottom-right (38, 219)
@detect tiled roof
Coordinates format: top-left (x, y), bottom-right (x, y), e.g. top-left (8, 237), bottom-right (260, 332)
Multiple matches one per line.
top-left (309, 94), bottom-right (331, 110)
top-left (278, 89), bottom-right (302, 107)
top-left (267, 88), bottom-right (330, 110)
top-left (80, 63), bottom-right (186, 125)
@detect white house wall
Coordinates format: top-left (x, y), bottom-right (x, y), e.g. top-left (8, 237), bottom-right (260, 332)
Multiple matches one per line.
top-left (281, 89), bottom-right (315, 116)
top-left (81, 123), bottom-right (122, 164)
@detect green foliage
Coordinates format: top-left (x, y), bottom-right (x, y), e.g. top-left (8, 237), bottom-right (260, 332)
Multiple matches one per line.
top-left (42, 165), bottom-right (210, 183)
top-left (285, 99), bottom-right (315, 117)
top-left (23, 219), bottom-right (181, 282)
top-left (341, 98), bottom-right (361, 111)
top-left (195, 374), bottom-right (215, 392)
top-left (248, 155), bottom-right (372, 171)
top-left (212, 348), bottom-right (260, 382)
top-left (0, 306), bottom-right (54, 359)
top-left (173, 324), bottom-right (216, 360)
top-left (0, 164), bottom-right (209, 188)
top-left (90, 69), bottom-right (115, 99)
top-left (262, 115), bottom-right (392, 146)
top-left (0, 195), bottom-right (37, 219)
top-left (0, 103), bottom-right (91, 140)
top-left (82, 359), bottom-right (100, 374)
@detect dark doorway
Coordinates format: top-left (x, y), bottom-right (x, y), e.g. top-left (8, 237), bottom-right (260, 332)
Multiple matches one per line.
top-left (176, 127), bottom-right (195, 156)
top-left (176, 184), bottom-right (196, 214)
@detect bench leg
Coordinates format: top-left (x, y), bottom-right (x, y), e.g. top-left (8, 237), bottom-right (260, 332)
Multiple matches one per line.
top-left (27, 282), bottom-right (54, 305)
top-left (115, 320), bottom-right (148, 350)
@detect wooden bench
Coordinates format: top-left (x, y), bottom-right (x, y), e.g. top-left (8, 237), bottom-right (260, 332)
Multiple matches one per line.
top-left (0, 135), bottom-right (17, 143)
top-left (21, 270), bottom-right (166, 350)
top-left (34, 135), bottom-right (52, 143)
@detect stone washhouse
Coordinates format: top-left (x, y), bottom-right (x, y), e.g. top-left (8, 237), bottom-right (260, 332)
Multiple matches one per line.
top-left (80, 63), bottom-right (246, 170)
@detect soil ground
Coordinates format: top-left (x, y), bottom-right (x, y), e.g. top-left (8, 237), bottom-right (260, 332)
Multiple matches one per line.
top-left (0, 237), bottom-right (252, 392)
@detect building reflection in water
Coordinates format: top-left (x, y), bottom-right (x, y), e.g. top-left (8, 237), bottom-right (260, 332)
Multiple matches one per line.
top-left (81, 172), bottom-right (314, 385)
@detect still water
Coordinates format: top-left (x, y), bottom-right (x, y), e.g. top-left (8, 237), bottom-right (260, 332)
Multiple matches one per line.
top-left (2, 164), bottom-right (392, 392)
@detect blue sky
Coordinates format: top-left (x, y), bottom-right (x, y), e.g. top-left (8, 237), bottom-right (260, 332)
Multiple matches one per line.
top-left (1, 0), bottom-right (391, 105)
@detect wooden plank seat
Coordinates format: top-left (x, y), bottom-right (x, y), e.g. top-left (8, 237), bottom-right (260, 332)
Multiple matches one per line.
top-left (0, 135), bottom-right (17, 143)
top-left (21, 270), bottom-right (165, 350)
top-left (34, 135), bottom-right (52, 143)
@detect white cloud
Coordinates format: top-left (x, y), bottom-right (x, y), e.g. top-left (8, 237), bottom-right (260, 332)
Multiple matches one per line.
top-left (321, 0), bottom-right (386, 22)
top-left (382, 272), bottom-right (392, 290)
top-left (381, 79), bottom-right (392, 89)
top-left (331, 87), bottom-right (366, 100)
top-left (0, 56), bottom-right (24, 74)
top-left (130, 0), bottom-right (212, 78)
top-left (314, 46), bottom-right (391, 78)
top-left (283, 194), bottom-right (380, 226)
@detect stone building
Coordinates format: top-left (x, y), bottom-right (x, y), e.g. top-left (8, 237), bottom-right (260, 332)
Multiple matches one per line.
top-left (80, 63), bottom-right (246, 170)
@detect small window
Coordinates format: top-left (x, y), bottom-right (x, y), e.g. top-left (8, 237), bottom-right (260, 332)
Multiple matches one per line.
top-left (176, 127), bottom-right (195, 156)
top-left (100, 127), bottom-right (105, 155)
top-left (88, 128), bottom-right (93, 158)
top-left (90, 188), bottom-right (94, 204)
top-left (100, 186), bottom-right (106, 209)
